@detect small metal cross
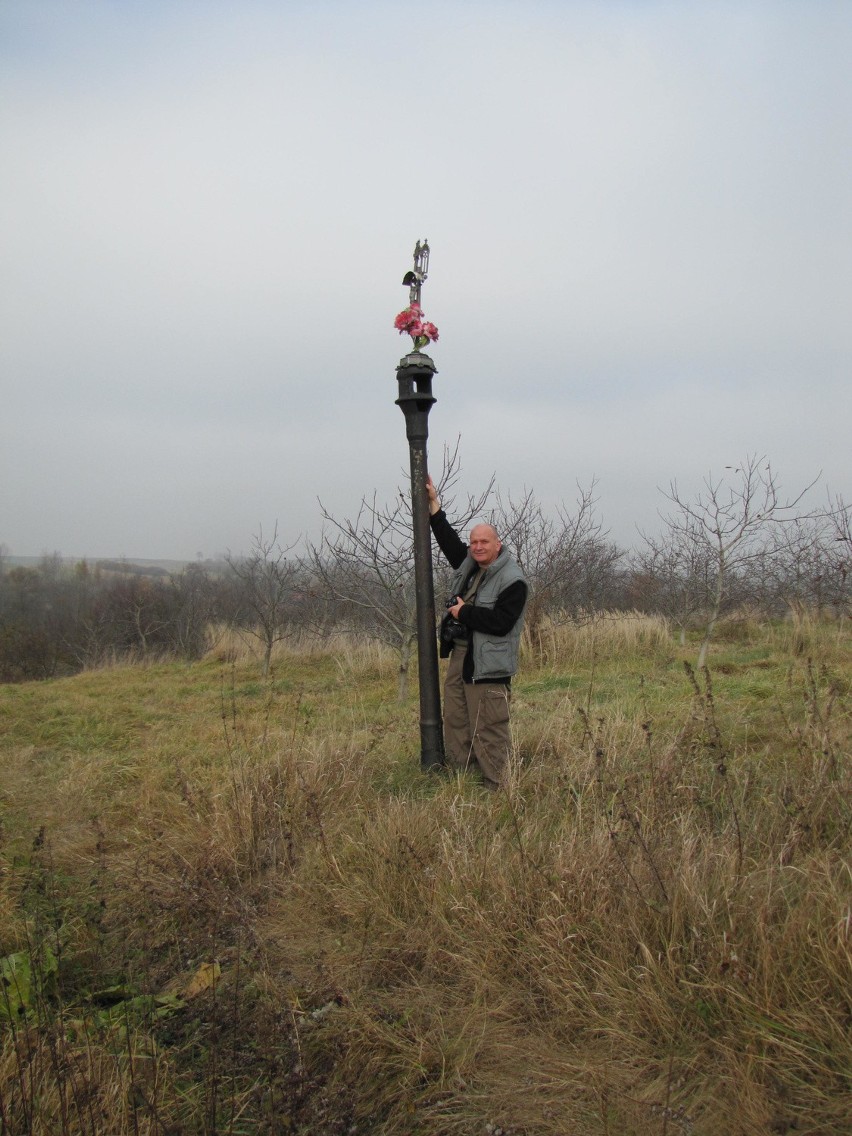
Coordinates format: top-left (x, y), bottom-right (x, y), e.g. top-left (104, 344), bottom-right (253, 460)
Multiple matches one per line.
top-left (402, 238), bottom-right (430, 306)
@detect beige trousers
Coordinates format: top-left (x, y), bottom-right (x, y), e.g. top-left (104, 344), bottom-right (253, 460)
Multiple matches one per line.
top-left (443, 644), bottom-right (512, 788)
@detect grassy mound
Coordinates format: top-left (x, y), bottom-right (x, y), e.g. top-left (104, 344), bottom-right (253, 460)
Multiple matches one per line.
top-left (1, 616), bottom-right (849, 1134)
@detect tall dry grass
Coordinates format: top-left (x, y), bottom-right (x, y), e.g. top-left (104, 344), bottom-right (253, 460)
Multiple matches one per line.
top-left (524, 610), bottom-right (673, 666)
top-left (0, 614), bottom-right (849, 1134)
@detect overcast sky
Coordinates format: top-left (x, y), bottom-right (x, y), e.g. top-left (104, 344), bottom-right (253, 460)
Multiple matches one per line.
top-left (2, 0), bottom-right (850, 561)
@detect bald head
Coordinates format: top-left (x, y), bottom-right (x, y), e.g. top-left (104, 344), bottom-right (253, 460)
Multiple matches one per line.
top-left (469, 523), bottom-right (502, 567)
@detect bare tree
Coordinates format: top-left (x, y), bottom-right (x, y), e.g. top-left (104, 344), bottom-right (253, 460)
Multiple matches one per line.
top-left (310, 443), bottom-right (491, 701)
top-left (227, 526), bottom-right (301, 677)
top-left (489, 481), bottom-right (620, 660)
top-left (0, 557), bottom-right (99, 679)
top-left (167, 563), bottom-right (217, 660)
top-left (0, 557), bottom-right (232, 679)
top-left (656, 456), bottom-right (817, 666)
top-left (825, 491), bottom-right (851, 617)
top-left (313, 493), bottom-right (417, 700)
top-left (629, 537), bottom-right (717, 646)
top-left (755, 514), bottom-right (832, 620)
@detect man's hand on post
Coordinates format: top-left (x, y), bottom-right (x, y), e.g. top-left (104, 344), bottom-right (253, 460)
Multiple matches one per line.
top-left (426, 475), bottom-right (441, 516)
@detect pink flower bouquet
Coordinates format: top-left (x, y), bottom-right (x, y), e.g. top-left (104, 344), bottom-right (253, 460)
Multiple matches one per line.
top-left (394, 302), bottom-right (439, 351)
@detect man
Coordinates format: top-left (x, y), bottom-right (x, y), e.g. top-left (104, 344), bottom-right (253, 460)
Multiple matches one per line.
top-left (426, 476), bottom-right (528, 788)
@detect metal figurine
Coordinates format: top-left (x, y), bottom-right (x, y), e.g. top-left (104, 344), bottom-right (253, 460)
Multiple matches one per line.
top-left (402, 238), bottom-right (430, 307)
top-left (394, 240), bottom-right (444, 772)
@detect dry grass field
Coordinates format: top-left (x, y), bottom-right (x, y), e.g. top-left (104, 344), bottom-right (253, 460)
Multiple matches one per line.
top-left (0, 615), bottom-right (849, 1135)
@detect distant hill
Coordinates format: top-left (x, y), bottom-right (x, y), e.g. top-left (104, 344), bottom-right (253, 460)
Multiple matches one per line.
top-left (7, 556), bottom-right (188, 577)
top-left (94, 559), bottom-right (175, 577)
top-left (4, 556), bottom-right (228, 578)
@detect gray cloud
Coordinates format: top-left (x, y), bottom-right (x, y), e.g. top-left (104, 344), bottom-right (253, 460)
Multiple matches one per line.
top-left (1, 1), bottom-right (849, 559)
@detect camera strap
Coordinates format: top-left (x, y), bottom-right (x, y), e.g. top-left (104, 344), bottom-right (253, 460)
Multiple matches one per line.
top-left (462, 567), bottom-right (486, 604)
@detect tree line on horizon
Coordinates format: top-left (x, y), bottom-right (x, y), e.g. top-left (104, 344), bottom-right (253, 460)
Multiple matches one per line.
top-left (1, 454), bottom-right (849, 684)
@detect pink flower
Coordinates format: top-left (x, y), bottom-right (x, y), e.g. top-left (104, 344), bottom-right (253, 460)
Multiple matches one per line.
top-left (394, 304), bottom-right (440, 348)
top-left (394, 305), bottom-right (421, 333)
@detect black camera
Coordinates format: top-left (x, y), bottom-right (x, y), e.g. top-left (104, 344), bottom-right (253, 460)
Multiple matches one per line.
top-left (440, 595), bottom-right (467, 646)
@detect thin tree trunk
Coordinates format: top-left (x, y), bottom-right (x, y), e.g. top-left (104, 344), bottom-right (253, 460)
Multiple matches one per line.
top-left (697, 551), bottom-right (725, 669)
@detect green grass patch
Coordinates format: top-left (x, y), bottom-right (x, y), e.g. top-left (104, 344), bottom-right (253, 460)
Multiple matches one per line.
top-left (0, 621), bottom-right (849, 1134)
